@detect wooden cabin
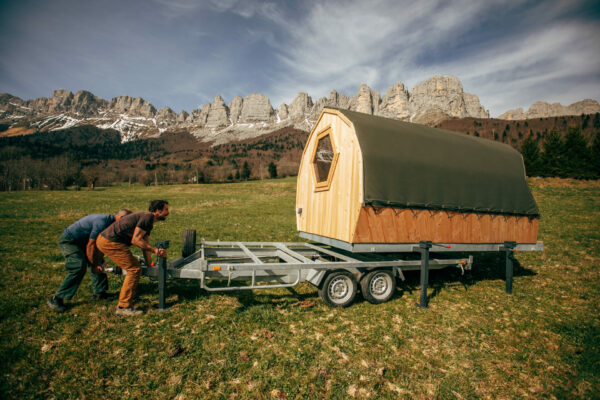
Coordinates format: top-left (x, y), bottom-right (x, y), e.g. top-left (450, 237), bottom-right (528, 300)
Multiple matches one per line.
top-left (296, 108), bottom-right (540, 247)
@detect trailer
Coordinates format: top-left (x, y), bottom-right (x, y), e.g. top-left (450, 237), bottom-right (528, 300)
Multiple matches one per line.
top-left (105, 231), bottom-right (543, 309)
top-left (105, 109), bottom-right (544, 309)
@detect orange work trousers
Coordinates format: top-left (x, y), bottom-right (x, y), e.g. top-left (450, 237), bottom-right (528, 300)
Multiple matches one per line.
top-left (96, 235), bottom-right (141, 308)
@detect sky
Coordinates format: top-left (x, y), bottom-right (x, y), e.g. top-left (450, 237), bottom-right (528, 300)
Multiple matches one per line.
top-left (0, 0), bottom-right (599, 117)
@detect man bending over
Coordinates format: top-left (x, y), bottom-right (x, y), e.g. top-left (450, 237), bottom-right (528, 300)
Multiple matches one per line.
top-left (97, 200), bottom-right (169, 316)
top-left (47, 208), bottom-right (132, 312)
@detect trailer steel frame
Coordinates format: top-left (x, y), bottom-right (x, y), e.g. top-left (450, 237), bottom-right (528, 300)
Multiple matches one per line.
top-left (105, 234), bottom-right (542, 309)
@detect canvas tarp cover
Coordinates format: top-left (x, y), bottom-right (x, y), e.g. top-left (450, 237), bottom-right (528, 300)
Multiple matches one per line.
top-left (334, 109), bottom-right (540, 217)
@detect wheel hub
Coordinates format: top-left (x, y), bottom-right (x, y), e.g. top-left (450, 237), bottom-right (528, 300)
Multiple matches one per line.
top-left (371, 275), bottom-right (389, 295)
top-left (329, 276), bottom-right (350, 300)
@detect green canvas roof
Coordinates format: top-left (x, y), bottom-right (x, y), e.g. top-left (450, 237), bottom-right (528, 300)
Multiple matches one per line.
top-left (332, 108), bottom-right (540, 217)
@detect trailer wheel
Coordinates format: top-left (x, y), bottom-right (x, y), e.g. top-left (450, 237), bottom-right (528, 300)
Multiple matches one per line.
top-left (318, 271), bottom-right (357, 308)
top-left (182, 229), bottom-right (196, 257)
top-left (361, 270), bottom-right (396, 304)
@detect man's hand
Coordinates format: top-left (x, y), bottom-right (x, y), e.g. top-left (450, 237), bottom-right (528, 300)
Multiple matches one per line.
top-left (91, 264), bottom-right (104, 274)
top-left (156, 248), bottom-right (167, 258)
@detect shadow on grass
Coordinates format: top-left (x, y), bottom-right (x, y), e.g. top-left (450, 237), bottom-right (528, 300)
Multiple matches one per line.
top-left (134, 279), bottom-right (210, 309)
top-left (231, 286), bottom-right (317, 312)
top-left (128, 251), bottom-right (537, 309)
top-left (397, 252), bottom-right (537, 303)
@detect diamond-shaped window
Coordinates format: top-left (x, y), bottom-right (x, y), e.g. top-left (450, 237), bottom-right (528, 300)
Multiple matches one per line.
top-left (311, 128), bottom-right (339, 191)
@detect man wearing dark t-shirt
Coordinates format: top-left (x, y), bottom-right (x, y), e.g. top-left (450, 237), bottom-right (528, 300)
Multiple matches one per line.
top-left (97, 200), bottom-right (169, 316)
top-left (47, 209), bottom-right (132, 313)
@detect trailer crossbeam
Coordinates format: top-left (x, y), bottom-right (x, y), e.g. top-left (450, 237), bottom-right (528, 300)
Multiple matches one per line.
top-left (134, 237), bottom-right (537, 309)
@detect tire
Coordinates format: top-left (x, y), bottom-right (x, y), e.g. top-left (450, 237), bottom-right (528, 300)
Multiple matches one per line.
top-left (182, 229), bottom-right (197, 257)
top-left (360, 269), bottom-right (396, 304)
top-left (318, 270), bottom-right (358, 308)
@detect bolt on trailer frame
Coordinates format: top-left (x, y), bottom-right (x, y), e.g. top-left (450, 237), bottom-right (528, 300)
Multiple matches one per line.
top-left (119, 231), bottom-right (541, 309)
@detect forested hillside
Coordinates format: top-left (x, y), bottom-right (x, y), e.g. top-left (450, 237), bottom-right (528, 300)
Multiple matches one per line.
top-left (0, 114), bottom-right (598, 191)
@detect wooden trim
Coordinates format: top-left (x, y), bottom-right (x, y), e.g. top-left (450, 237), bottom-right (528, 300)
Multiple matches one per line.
top-left (322, 107), bottom-right (353, 128)
top-left (300, 108), bottom-right (353, 181)
top-left (303, 110), bottom-right (344, 158)
top-left (311, 127), bottom-right (339, 192)
top-left (314, 153), bottom-right (339, 191)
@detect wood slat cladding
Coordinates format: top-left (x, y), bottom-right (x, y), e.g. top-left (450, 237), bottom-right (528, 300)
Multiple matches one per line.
top-left (352, 207), bottom-right (539, 243)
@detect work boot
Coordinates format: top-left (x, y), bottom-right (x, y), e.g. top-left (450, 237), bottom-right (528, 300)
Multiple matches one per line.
top-left (92, 292), bottom-right (117, 301)
top-left (115, 306), bottom-right (143, 316)
top-left (47, 296), bottom-right (67, 313)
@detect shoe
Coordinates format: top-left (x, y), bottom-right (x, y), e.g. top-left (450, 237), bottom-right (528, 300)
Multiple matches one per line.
top-left (47, 296), bottom-right (67, 313)
top-left (115, 306), bottom-right (143, 316)
top-left (92, 292), bottom-right (117, 301)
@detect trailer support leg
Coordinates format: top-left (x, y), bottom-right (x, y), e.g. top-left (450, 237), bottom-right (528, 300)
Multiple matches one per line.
top-left (416, 241), bottom-right (432, 308)
top-left (502, 241), bottom-right (516, 294)
top-left (156, 240), bottom-right (170, 310)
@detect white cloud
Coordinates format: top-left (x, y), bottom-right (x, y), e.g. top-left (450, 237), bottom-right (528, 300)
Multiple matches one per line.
top-left (410, 21), bottom-right (600, 115)
top-left (263, 0), bottom-right (599, 115)
top-left (266, 0), bottom-right (515, 101)
top-left (2, 0), bottom-right (598, 116)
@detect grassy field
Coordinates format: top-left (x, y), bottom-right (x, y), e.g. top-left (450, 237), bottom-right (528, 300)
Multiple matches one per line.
top-left (0, 177), bottom-right (598, 399)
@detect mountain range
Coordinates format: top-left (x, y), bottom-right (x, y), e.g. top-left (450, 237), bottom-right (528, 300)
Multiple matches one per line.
top-left (1, 75), bottom-right (598, 144)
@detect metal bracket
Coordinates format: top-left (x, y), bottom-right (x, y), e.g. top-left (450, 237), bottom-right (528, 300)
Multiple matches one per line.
top-left (156, 240), bottom-right (170, 310)
top-left (500, 241), bottom-right (516, 294)
top-left (414, 241), bottom-right (432, 309)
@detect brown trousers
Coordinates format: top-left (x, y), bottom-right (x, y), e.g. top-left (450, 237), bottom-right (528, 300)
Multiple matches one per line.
top-left (96, 235), bottom-right (141, 308)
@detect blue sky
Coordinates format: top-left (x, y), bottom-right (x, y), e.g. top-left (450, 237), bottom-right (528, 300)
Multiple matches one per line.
top-left (1, 0), bottom-right (599, 116)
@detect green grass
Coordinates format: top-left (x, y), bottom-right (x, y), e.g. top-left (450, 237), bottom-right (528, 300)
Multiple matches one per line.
top-left (1, 177), bottom-right (598, 399)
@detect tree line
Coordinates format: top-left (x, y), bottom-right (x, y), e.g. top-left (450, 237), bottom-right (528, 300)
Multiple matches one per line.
top-left (1, 123), bottom-right (598, 191)
top-left (520, 127), bottom-right (600, 179)
top-left (0, 125), bottom-right (290, 190)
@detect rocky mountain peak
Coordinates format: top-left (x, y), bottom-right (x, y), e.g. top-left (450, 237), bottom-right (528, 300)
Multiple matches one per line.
top-left (499, 99), bottom-right (600, 120)
top-left (177, 110), bottom-right (189, 122)
top-left (72, 90), bottom-right (107, 114)
top-left (206, 95), bottom-right (229, 128)
top-left (409, 75), bottom-right (489, 124)
top-left (228, 96), bottom-right (243, 124)
top-left (157, 106), bottom-right (176, 121)
top-left (240, 93), bottom-right (274, 123)
top-left (463, 93), bottom-right (488, 119)
top-left (379, 82), bottom-right (410, 120)
top-left (11, 75), bottom-right (598, 144)
top-left (108, 96), bottom-right (156, 117)
top-left (289, 93), bottom-right (313, 120)
top-left (278, 103), bottom-right (289, 120)
top-left (328, 90), bottom-right (350, 108)
top-left (310, 90), bottom-right (351, 119)
top-left (349, 83), bottom-right (380, 114)
top-left (49, 89), bottom-right (74, 112)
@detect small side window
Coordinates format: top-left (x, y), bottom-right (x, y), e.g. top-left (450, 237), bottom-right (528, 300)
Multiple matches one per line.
top-left (311, 128), bottom-right (339, 191)
top-left (314, 134), bottom-right (334, 182)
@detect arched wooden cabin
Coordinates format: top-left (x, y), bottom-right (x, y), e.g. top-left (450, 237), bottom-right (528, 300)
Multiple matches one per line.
top-left (296, 108), bottom-right (540, 248)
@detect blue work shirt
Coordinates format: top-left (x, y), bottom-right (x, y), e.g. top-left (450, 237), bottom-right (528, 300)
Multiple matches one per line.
top-left (63, 214), bottom-right (116, 247)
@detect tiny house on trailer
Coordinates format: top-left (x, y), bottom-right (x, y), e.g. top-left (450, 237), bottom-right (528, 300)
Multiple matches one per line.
top-left (127, 108), bottom-right (543, 309)
top-left (296, 108), bottom-right (540, 250)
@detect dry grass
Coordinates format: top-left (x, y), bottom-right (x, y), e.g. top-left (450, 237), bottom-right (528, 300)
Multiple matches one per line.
top-left (0, 126), bottom-right (36, 137)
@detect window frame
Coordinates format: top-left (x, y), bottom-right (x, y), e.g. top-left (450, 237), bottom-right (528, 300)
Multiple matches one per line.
top-left (311, 127), bottom-right (340, 192)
